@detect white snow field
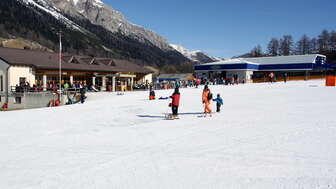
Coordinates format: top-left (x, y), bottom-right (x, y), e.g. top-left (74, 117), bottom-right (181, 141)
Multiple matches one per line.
top-left (0, 80), bottom-right (336, 189)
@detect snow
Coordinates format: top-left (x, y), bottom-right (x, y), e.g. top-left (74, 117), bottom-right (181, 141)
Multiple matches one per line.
top-left (170, 44), bottom-right (222, 63)
top-left (71, 0), bottom-right (80, 5)
top-left (21, 0), bottom-right (85, 33)
top-left (170, 44), bottom-right (202, 60)
top-left (1, 80), bottom-right (336, 188)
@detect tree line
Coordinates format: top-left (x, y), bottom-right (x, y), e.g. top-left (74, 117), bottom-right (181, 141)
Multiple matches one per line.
top-left (249, 30), bottom-right (336, 58)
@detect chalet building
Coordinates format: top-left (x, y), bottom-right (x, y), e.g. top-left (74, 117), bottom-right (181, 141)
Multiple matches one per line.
top-left (0, 47), bottom-right (152, 109)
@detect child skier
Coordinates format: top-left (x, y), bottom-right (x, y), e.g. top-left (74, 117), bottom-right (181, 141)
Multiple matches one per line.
top-left (213, 94), bottom-right (224, 113)
top-left (169, 87), bottom-right (181, 119)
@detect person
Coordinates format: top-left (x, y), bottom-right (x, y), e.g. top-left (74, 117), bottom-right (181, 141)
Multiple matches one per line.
top-left (283, 72), bottom-right (288, 83)
top-left (202, 85), bottom-right (212, 116)
top-left (64, 82), bottom-right (69, 90)
top-left (169, 87), bottom-right (181, 119)
top-left (213, 94), bottom-right (224, 113)
top-left (80, 87), bottom-right (86, 104)
top-left (149, 89), bottom-right (155, 100)
top-left (195, 79), bottom-right (200, 88)
top-left (269, 72), bottom-right (274, 83)
top-left (1, 103), bottom-right (8, 111)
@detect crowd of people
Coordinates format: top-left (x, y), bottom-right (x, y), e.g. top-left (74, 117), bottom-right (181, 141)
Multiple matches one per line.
top-left (14, 81), bottom-right (99, 93)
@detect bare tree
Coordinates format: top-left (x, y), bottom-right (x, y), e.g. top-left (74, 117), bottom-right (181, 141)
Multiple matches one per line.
top-left (310, 37), bottom-right (319, 53)
top-left (330, 30), bottom-right (336, 51)
top-left (318, 30), bottom-right (330, 52)
top-left (280, 35), bottom-right (294, 56)
top-left (296, 34), bottom-right (311, 55)
top-left (267, 38), bottom-right (279, 56)
top-left (250, 45), bottom-right (263, 57)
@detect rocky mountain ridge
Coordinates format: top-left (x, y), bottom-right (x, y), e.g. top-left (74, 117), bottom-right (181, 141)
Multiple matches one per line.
top-left (48, 0), bottom-right (172, 51)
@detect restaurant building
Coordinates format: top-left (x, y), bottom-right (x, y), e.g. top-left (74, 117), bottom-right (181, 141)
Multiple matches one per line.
top-left (0, 47), bottom-right (152, 109)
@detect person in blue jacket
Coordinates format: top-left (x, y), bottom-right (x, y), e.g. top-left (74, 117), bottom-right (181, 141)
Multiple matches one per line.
top-left (212, 94), bottom-right (223, 112)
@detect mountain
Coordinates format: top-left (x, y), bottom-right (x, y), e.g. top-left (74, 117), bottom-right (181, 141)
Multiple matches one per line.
top-left (170, 44), bottom-right (222, 64)
top-left (0, 0), bottom-right (192, 72)
top-left (48, 0), bottom-right (172, 51)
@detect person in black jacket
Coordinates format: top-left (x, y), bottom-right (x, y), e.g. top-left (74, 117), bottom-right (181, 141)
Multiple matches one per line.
top-left (80, 87), bottom-right (86, 104)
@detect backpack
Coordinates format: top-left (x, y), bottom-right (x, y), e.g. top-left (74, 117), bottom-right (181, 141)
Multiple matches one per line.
top-left (207, 92), bottom-right (213, 100)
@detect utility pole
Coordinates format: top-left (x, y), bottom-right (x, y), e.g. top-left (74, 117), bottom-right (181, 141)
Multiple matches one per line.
top-left (59, 31), bottom-right (62, 103)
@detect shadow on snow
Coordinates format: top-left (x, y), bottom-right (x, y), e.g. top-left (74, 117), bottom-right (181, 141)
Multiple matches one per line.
top-left (137, 112), bottom-right (204, 119)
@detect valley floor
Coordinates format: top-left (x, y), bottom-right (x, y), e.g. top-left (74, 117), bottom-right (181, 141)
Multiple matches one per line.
top-left (0, 80), bottom-right (336, 189)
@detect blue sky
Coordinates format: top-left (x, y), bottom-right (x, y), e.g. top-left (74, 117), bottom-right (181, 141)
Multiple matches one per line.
top-left (104, 0), bottom-right (336, 58)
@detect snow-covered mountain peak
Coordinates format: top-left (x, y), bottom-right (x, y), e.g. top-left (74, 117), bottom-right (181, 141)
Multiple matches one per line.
top-left (170, 44), bottom-right (221, 64)
top-left (46, 0), bottom-right (171, 50)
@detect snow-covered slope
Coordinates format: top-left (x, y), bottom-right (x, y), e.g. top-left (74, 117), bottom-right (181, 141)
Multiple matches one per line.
top-left (20, 0), bottom-right (85, 32)
top-left (0, 80), bottom-right (335, 188)
top-left (171, 44), bottom-right (222, 63)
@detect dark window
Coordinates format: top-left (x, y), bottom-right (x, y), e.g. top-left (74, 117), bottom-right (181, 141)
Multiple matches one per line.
top-left (19, 77), bottom-right (26, 85)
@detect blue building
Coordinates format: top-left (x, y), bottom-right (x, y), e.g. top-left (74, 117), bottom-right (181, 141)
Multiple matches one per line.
top-left (195, 54), bottom-right (327, 82)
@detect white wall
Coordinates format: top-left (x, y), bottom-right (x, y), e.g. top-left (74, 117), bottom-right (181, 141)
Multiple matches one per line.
top-left (227, 70), bottom-right (254, 83)
top-left (8, 66), bottom-right (36, 88)
top-left (0, 59), bottom-right (9, 106)
top-left (139, 73), bottom-right (153, 84)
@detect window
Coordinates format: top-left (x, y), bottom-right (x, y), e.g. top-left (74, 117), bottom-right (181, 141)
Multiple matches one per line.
top-left (19, 77), bottom-right (26, 85)
top-left (0, 75), bottom-right (3, 92)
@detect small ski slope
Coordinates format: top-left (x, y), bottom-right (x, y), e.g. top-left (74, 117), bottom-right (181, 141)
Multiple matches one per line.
top-left (0, 80), bottom-right (335, 189)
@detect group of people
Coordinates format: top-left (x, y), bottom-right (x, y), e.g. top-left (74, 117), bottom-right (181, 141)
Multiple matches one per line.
top-left (150, 84), bottom-right (223, 119)
top-left (201, 85), bottom-right (223, 116)
top-left (268, 72), bottom-right (288, 83)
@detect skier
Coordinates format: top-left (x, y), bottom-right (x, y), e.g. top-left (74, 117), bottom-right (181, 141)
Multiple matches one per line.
top-left (169, 87), bottom-right (181, 119)
top-left (202, 85), bottom-right (212, 116)
top-left (212, 94), bottom-right (224, 113)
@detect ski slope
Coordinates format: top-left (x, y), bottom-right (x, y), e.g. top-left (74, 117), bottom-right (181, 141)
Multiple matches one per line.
top-left (0, 80), bottom-right (336, 189)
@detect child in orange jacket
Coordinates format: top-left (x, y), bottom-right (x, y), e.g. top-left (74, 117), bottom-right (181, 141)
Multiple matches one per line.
top-left (202, 85), bottom-right (212, 116)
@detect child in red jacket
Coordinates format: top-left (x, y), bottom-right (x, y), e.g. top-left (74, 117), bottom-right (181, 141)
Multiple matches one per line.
top-left (170, 87), bottom-right (181, 118)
